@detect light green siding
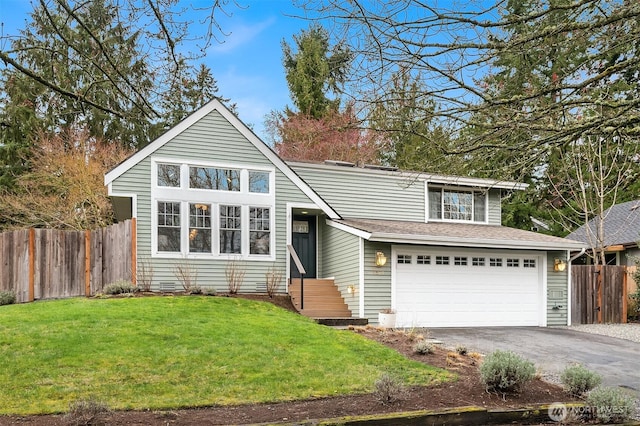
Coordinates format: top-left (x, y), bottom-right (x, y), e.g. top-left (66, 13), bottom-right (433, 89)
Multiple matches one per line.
top-left (111, 110), bottom-right (315, 293)
top-left (319, 221), bottom-right (361, 316)
top-left (293, 166), bottom-right (425, 221)
top-left (488, 189), bottom-right (502, 225)
top-left (547, 251), bottom-right (569, 326)
top-left (363, 241), bottom-right (393, 323)
top-left (293, 164), bottom-right (505, 225)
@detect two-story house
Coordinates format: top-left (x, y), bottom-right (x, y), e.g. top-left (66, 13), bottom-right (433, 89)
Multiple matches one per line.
top-left (105, 100), bottom-right (584, 327)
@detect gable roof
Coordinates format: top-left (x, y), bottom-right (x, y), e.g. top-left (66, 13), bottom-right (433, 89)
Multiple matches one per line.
top-left (104, 99), bottom-right (340, 220)
top-left (566, 200), bottom-right (640, 248)
top-left (330, 218), bottom-right (585, 250)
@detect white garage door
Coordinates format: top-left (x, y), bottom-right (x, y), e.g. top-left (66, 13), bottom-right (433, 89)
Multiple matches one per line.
top-left (394, 246), bottom-right (543, 327)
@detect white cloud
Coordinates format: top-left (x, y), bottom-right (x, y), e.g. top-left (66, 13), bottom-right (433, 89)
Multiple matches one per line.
top-left (208, 17), bottom-right (276, 54)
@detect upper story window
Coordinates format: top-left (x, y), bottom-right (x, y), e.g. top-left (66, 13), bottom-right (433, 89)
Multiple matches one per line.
top-left (189, 166), bottom-right (240, 191)
top-left (249, 171), bottom-right (270, 193)
top-left (428, 187), bottom-right (486, 222)
top-left (158, 164), bottom-right (181, 187)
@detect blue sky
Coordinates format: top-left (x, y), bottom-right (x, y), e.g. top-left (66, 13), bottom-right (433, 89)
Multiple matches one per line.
top-left (0, 0), bottom-right (311, 140)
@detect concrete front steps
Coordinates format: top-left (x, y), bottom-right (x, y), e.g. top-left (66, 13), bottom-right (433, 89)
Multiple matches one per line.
top-left (289, 278), bottom-right (367, 326)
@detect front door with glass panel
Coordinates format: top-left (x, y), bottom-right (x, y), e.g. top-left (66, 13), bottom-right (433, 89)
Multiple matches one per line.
top-left (291, 215), bottom-right (316, 278)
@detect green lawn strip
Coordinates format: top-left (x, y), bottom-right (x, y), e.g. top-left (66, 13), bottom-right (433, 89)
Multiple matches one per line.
top-left (0, 297), bottom-right (451, 414)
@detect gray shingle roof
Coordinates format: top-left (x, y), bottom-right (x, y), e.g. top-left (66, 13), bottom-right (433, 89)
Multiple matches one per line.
top-left (335, 218), bottom-right (584, 250)
top-left (566, 200), bottom-right (640, 248)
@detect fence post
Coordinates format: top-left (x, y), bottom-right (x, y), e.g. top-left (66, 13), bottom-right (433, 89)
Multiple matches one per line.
top-left (28, 229), bottom-right (35, 302)
top-left (597, 264), bottom-right (603, 324)
top-left (85, 230), bottom-right (91, 297)
top-left (622, 266), bottom-right (628, 323)
top-left (131, 218), bottom-right (137, 286)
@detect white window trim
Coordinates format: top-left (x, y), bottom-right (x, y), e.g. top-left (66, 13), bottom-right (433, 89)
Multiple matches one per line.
top-left (151, 157), bottom-right (276, 261)
top-left (425, 183), bottom-right (489, 224)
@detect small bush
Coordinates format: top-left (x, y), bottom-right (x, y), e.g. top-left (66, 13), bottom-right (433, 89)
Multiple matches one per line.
top-left (373, 373), bottom-right (406, 404)
top-left (202, 287), bottom-right (217, 296)
top-left (64, 397), bottom-right (110, 426)
top-left (560, 364), bottom-right (601, 397)
top-left (188, 285), bottom-right (203, 295)
top-left (586, 386), bottom-right (636, 423)
top-left (103, 280), bottom-right (137, 295)
top-left (413, 340), bottom-right (434, 355)
top-left (0, 291), bottom-right (17, 306)
top-left (456, 345), bottom-right (468, 356)
top-left (479, 350), bottom-right (535, 393)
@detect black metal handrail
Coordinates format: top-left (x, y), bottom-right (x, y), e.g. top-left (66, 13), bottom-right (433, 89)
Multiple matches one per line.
top-left (287, 244), bottom-right (306, 309)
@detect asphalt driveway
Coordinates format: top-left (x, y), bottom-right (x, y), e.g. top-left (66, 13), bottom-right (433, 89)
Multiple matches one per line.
top-left (430, 327), bottom-right (640, 396)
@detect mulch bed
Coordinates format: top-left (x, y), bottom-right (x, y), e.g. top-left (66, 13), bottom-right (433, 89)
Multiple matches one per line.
top-left (0, 295), bottom-right (576, 425)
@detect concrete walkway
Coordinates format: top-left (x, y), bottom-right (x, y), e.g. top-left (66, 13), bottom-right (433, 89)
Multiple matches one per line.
top-left (430, 327), bottom-right (640, 396)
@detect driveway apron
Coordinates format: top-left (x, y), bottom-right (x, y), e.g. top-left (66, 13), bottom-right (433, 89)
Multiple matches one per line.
top-left (430, 327), bottom-right (640, 396)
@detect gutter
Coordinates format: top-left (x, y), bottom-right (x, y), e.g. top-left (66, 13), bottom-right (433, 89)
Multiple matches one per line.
top-left (569, 247), bottom-right (586, 262)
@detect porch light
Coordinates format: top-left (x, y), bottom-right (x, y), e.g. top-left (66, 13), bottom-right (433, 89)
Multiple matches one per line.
top-left (375, 251), bottom-right (387, 267)
top-left (347, 284), bottom-right (355, 294)
top-left (554, 258), bottom-right (567, 272)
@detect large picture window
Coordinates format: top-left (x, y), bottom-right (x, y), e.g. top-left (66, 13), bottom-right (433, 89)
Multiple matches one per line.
top-left (157, 201), bottom-right (181, 252)
top-left (189, 204), bottom-right (211, 253)
top-left (153, 160), bottom-right (274, 258)
top-left (250, 207), bottom-right (270, 254)
top-left (220, 205), bottom-right (242, 254)
top-left (428, 187), bottom-right (486, 222)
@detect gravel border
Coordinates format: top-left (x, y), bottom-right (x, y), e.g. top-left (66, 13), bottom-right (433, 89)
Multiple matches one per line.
top-left (561, 323), bottom-right (640, 343)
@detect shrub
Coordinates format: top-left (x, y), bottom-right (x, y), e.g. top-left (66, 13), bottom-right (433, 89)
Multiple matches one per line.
top-left (0, 291), bottom-right (17, 306)
top-left (413, 340), bottom-right (434, 355)
top-left (586, 386), bottom-right (636, 423)
top-left (189, 286), bottom-right (203, 295)
top-left (373, 373), bottom-right (406, 404)
top-left (64, 397), bottom-right (110, 426)
top-left (202, 287), bottom-right (217, 296)
top-left (265, 266), bottom-right (283, 298)
top-left (479, 350), bottom-right (535, 393)
top-left (103, 280), bottom-right (137, 295)
top-left (560, 364), bottom-right (601, 397)
top-left (173, 259), bottom-right (198, 293)
top-left (225, 258), bottom-right (245, 294)
top-left (456, 345), bottom-right (468, 356)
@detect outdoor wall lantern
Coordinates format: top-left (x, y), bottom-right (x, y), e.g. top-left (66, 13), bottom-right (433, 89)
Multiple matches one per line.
top-left (554, 258), bottom-right (567, 272)
top-left (375, 251), bottom-right (387, 267)
top-left (347, 284), bottom-right (356, 295)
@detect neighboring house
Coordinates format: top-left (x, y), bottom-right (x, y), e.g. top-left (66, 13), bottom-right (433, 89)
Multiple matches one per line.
top-left (104, 99), bottom-right (584, 327)
top-left (566, 200), bottom-right (640, 266)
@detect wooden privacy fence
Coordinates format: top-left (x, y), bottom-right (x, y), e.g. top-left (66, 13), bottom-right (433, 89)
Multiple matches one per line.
top-left (571, 265), bottom-right (627, 324)
top-left (0, 219), bottom-right (136, 303)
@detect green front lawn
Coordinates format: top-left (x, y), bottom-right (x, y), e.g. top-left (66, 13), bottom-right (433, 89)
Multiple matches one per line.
top-left (0, 296), bottom-right (451, 414)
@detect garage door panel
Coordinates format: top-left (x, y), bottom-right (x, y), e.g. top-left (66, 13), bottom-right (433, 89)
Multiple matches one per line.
top-left (393, 247), bottom-right (542, 327)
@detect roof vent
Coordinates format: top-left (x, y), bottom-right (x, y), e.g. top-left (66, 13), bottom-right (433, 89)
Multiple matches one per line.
top-left (324, 160), bottom-right (355, 167)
